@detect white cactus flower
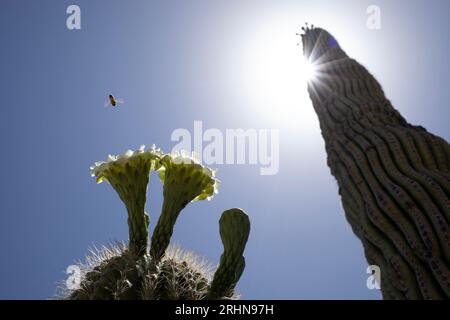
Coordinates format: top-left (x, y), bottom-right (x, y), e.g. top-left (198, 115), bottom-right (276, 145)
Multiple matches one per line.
top-left (157, 150), bottom-right (219, 203)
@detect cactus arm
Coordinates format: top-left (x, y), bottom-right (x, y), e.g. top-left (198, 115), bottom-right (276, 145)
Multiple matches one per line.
top-left (207, 208), bottom-right (250, 299)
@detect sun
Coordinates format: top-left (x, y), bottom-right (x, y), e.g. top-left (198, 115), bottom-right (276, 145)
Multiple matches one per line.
top-left (231, 27), bottom-right (318, 130)
top-left (300, 58), bottom-right (317, 83)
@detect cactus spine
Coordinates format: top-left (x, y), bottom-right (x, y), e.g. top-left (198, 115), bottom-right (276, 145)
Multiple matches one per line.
top-left (301, 25), bottom-right (450, 299)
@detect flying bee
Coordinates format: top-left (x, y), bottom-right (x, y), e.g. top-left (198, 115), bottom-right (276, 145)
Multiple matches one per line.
top-left (104, 94), bottom-right (124, 108)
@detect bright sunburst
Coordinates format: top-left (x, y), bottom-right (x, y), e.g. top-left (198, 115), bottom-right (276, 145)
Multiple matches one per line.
top-left (231, 23), bottom-right (318, 130)
top-left (300, 58), bottom-right (317, 83)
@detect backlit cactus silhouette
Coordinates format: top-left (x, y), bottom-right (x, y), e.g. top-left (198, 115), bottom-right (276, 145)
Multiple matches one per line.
top-left (301, 25), bottom-right (450, 299)
top-left (64, 146), bottom-right (250, 300)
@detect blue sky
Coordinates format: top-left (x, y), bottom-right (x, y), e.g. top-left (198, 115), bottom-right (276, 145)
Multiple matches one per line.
top-left (1, 0), bottom-right (449, 299)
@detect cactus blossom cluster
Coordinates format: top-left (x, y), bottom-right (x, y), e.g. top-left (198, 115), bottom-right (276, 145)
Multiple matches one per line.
top-left (64, 145), bottom-right (250, 300)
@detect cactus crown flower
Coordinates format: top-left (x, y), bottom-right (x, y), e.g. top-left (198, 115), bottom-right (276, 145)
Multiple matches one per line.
top-left (89, 144), bottom-right (163, 211)
top-left (90, 144), bottom-right (162, 184)
top-left (149, 150), bottom-right (220, 262)
top-left (89, 145), bottom-right (163, 256)
top-left (157, 150), bottom-right (219, 206)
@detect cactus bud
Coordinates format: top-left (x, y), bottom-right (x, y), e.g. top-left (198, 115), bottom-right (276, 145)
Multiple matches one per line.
top-left (208, 208), bottom-right (250, 299)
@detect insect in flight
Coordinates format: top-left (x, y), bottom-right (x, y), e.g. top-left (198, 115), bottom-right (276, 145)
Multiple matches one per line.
top-left (104, 94), bottom-right (124, 108)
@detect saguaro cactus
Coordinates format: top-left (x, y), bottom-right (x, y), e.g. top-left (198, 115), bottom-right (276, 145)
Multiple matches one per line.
top-left (301, 25), bottom-right (450, 299)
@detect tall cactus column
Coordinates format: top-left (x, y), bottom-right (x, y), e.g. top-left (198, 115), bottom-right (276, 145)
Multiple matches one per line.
top-left (301, 26), bottom-right (450, 299)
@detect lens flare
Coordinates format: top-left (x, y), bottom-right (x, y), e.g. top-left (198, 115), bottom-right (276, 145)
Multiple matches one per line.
top-left (301, 58), bottom-right (317, 82)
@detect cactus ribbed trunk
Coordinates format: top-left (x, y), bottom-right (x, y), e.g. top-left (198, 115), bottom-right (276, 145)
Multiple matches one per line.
top-left (302, 26), bottom-right (450, 299)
